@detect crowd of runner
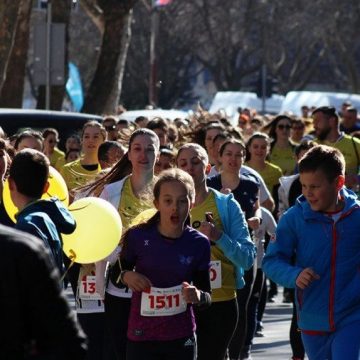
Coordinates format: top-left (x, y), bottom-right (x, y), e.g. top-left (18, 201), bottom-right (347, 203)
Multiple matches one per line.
top-left (1, 102), bottom-right (360, 360)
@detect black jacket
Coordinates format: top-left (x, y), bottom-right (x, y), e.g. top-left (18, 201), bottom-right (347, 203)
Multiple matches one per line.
top-left (0, 225), bottom-right (87, 359)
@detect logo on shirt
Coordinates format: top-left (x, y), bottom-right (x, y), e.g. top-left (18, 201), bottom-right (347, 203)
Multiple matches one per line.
top-left (179, 255), bottom-right (193, 266)
top-left (144, 240), bottom-right (149, 246)
top-left (270, 234), bottom-right (276, 243)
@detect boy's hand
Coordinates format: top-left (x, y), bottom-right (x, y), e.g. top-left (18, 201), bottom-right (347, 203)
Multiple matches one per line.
top-left (296, 268), bottom-right (320, 289)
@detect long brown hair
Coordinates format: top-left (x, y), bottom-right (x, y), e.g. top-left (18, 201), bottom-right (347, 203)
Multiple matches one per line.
top-left (75, 128), bottom-right (159, 197)
top-left (120, 168), bottom-right (194, 256)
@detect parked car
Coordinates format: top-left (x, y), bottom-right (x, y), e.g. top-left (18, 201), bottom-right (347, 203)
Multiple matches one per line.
top-left (0, 109), bottom-right (102, 150)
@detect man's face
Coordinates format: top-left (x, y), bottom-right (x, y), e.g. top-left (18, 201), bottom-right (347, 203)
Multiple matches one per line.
top-left (342, 110), bottom-right (357, 127)
top-left (313, 112), bottom-right (332, 140)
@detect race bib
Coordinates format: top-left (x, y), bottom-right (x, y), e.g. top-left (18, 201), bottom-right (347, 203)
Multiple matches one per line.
top-left (140, 285), bottom-right (187, 317)
top-left (210, 260), bottom-right (222, 289)
top-left (79, 276), bottom-right (102, 300)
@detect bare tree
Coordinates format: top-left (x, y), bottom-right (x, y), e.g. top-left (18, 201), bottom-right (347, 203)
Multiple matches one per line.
top-left (0, 0), bottom-right (32, 108)
top-left (0, 0), bottom-right (22, 92)
top-left (82, 0), bottom-right (138, 115)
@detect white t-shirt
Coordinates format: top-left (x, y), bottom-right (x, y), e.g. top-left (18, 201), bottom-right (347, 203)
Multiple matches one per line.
top-left (253, 207), bottom-right (277, 268)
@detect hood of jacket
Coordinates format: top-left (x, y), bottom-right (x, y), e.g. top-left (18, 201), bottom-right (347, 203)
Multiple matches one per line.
top-left (16, 197), bottom-right (76, 234)
top-left (295, 187), bottom-right (359, 221)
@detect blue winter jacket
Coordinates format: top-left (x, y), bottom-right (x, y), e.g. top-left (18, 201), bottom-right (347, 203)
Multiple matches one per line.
top-left (211, 188), bottom-right (256, 289)
top-left (263, 188), bottom-right (360, 332)
top-left (15, 197), bottom-right (76, 274)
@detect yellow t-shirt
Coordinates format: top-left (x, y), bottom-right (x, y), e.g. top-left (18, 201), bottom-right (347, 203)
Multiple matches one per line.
top-left (190, 191), bottom-right (236, 302)
top-left (316, 134), bottom-right (360, 176)
top-left (50, 147), bottom-right (65, 171)
top-left (246, 161), bottom-right (283, 196)
top-left (60, 159), bottom-right (101, 190)
top-left (269, 144), bottom-right (296, 176)
top-left (119, 178), bottom-right (153, 231)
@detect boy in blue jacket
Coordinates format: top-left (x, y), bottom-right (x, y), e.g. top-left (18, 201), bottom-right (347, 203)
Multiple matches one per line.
top-left (8, 149), bottom-right (76, 276)
top-left (263, 145), bottom-right (360, 360)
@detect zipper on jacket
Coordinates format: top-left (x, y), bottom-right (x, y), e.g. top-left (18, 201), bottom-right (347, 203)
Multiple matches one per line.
top-left (329, 222), bottom-right (337, 331)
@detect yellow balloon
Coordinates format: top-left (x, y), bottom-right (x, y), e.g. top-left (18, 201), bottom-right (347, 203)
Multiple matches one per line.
top-left (3, 166), bottom-right (69, 223)
top-left (130, 208), bottom-right (158, 227)
top-left (62, 197), bottom-right (122, 264)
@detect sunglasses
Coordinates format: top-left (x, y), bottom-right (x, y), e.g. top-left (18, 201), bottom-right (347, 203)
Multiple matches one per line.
top-left (277, 124), bottom-right (291, 130)
top-left (48, 139), bottom-right (58, 144)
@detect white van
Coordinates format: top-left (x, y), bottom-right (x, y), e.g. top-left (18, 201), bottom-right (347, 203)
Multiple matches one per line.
top-left (280, 91), bottom-right (360, 116)
top-left (209, 91), bottom-right (284, 125)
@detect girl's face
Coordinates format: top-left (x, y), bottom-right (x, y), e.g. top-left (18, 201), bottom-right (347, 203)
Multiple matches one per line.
top-left (220, 143), bottom-right (244, 174)
top-left (176, 147), bottom-right (207, 187)
top-left (154, 180), bottom-right (191, 232)
top-left (17, 137), bottom-right (43, 152)
top-left (154, 154), bottom-right (173, 175)
top-left (275, 119), bottom-right (292, 141)
top-left (128, 134), bottom-right (159, 173)
top-left (44, 134), bottom-right (58, 151)
top-left (65, 136), bottom-right (80, 152)
top-left (205, 129), bottom-right (221, 153)
top-left (82, 126), bottom-right (105, 155)
top-left (66, 150), bottom-right (80, 163)
top-left (248, 138), bottom-right (269, 162)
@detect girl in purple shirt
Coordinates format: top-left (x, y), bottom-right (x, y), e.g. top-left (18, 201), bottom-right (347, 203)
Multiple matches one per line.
top-left (116, 168), bottom-right (211, 360)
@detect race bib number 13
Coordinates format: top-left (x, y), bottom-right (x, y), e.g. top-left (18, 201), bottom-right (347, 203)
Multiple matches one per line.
top-left (79, 276), bottom-right (102, 300)
top-left (141, 285), bottom-right (187, 317)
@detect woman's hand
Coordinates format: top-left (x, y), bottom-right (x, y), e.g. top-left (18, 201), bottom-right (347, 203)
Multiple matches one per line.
top-left (198, 221), bottom-right (222, 242)
top-left (182, 282), bottom-right (201, 304)
top-left (122, 271), bottom-right (152, 292)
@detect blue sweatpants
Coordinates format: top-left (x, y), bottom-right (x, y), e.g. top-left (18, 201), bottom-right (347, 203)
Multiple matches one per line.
top-left (301, 321), bottom-right (360, 360)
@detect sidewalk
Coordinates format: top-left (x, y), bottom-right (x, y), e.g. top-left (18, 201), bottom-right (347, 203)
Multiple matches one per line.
top-left (252, 293), bottom-right (294, 359)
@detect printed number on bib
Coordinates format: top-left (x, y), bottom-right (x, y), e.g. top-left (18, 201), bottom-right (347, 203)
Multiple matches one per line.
top-left (141, 285), bottom-right (187, 317)
top-left (79, 276), bottom-right (102, 300)
top-left (210, 260), bottom-right (222, 289)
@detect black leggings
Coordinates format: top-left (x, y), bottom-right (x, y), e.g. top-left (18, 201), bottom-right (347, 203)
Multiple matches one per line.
top-left (244, 269), bottom-right (265, 348)
top-left (290, 289), bottom-right (305, 359)
top-left (195, 298), bottom-right (238, 360)
top-left (126, 335), bottom-right (196, 360)
top-left (103, 293), bottom-right (131, 360)
top-left (77, 312), bottom-right (105, 360)
top-left (228, 266), bottom-right (256, 359)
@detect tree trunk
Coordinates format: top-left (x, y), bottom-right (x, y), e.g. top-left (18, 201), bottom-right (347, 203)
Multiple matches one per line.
top-left (82, 0), bottom-right (137, 115)
top-left (0, 0), bottom-right (21, 92)
top-left (0, 0), bottom-right (32, 108)
top-left (36, 1), bottom-right (71, 110)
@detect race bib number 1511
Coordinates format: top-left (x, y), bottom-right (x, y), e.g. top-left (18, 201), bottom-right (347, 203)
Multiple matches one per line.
top-left (141, 285), bottom-right (187, 317)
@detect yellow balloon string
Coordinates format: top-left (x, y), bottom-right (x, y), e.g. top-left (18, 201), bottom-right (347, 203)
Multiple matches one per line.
top-left (60, 249), bottom-right (76, 283)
